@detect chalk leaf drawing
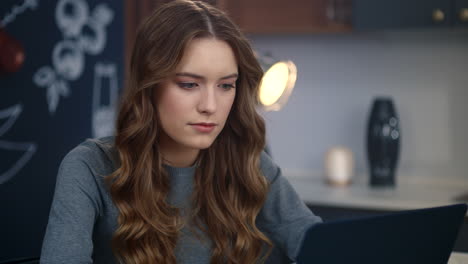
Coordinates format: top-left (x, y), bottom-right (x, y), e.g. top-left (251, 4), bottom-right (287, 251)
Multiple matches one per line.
top-left (33, 66), bottom-right (71, 113)
top-left (34, 0), bottom-right (114, 114)
top-left (92, 63), bottom-right (118, 138)
top-left (0, 104), bottom-right (37, 184)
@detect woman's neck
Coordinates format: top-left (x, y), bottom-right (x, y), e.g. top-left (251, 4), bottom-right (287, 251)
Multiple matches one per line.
top-left (162, 149), bottom-right (199, 168)
top-left (158, 135), bottom-right (200, 168)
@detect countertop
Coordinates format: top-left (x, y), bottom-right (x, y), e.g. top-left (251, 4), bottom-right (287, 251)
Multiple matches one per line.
top-left (449, 252), bottom-right (468, 263)
top-left (284, 170), bottom-right (468, 214)
top-left (285, 171), bottom-right (468, 262)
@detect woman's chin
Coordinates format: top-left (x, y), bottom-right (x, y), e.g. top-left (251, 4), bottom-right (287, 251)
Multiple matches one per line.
top-left (192, 142), bottom-right (215, 150)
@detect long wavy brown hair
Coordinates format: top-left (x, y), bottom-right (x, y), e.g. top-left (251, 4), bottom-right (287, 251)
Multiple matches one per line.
top-left (106, 1), bottom-right (271, 263)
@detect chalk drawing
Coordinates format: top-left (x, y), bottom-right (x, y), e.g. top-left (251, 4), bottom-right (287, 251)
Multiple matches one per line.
top-left (0, 104), bottom-right (22, 137)
top-left (52, 40), bottom-right (85, 81)
top-left (33, 66), bottom-right (70, 113)
top-left (1, 0), bottom-right (39, 27)
top-left (78, 4), bottom-right (113, 55)
top-left (92, 63), bottom-right (118, 138)
top-left (55, 0), bottom-right (89, 38)
top-left (0, 141), bottom-right (37, 184)
top-left (0, 104), bottom-right (37, 184)
top-left (1, 1), bottom-right (41, 184)
top-left (33, 0), bottom-right (114, 114)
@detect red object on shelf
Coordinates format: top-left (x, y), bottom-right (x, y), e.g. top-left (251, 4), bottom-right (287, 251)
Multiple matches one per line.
top-left (0, 27), bottom-right (25, 73)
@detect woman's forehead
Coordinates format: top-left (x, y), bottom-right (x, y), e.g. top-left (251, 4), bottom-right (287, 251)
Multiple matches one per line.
top-left (175, 38), bottom-right (238, 78)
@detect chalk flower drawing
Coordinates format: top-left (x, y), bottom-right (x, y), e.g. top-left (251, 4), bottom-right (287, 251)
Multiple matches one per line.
top-left (0, 104), bottom-right (37, 184)
top-left (33, 0), bottom-right (114, 114)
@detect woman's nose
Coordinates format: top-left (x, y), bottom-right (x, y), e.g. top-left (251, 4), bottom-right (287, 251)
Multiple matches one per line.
top-left (197, 86), bottom-right (217, 114)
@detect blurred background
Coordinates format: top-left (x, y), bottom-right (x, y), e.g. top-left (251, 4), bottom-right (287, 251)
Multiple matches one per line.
top-left (0, 0), bottom-right (467, 262)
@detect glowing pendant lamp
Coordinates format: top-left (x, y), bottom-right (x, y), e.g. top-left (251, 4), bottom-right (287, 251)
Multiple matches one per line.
top-left (258, 60), bottom-right (297, 111)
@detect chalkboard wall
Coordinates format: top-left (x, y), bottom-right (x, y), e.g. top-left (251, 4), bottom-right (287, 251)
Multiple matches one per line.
top-left (0, 0), bottom-right (123, 261)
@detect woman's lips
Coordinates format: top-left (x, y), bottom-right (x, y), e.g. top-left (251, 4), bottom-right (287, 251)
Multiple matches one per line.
top-left (189, 123), bottom-right (217, 133)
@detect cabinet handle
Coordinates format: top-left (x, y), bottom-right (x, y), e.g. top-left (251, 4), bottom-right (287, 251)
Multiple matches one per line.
top-left (326, 0), bottom-right (336, 21)
top-left (460, 8), bottom-right (468, 22)
top-left (432, 8), bottom-right (445, 23)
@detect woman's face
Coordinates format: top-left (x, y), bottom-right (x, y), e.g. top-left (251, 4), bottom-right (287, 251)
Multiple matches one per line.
top-left (156, 37), bottom-right (238, 153)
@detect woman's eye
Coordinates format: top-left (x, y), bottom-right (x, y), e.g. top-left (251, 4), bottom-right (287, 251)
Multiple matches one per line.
top-left (219, 83), bottom-right (235, 90)
top-left (178, 82), bottom-right (198, 89)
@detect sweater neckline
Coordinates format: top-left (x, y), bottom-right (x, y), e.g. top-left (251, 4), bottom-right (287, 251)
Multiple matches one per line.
top-left (163, 163), bottom-right (197, 176)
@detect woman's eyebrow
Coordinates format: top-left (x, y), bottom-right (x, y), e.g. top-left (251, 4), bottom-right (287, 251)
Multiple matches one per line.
top-left (175, 72), bottom-right (204, 79)
top-left (220, 73), bottom-right (238, 80)
top-left (175, 72), bottom-right (238, 80)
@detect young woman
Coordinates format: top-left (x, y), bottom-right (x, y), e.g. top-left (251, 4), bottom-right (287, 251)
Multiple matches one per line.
top-left (40, 1), bottom-right (321, 263)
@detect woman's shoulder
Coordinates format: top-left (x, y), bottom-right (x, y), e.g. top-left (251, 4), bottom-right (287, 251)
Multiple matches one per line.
top-left (62, 136), bottom-right (119, 174)
top-left (259, 151), bottom-right (280, 182)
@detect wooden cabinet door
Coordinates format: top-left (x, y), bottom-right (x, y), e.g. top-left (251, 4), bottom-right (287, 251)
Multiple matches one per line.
top-left (218, 0), bottom-right (351, 33)
top-left (353, 0), bottom-right (452, 30)
top-left (124, 0), bottom-right (351, 75)
top-left (454, 0), bottom-right (468, 27)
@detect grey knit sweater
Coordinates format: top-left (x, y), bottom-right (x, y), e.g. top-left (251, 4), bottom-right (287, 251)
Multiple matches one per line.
top-left (40, 137), bottom-right (321, 263)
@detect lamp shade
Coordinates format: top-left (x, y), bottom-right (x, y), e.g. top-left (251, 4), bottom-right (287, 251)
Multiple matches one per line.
top-left (258, 60), bottom-right (297, 111)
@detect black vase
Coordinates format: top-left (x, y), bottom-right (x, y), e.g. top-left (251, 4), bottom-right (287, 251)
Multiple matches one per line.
top-left (366, 97), bottom-right (400, 187)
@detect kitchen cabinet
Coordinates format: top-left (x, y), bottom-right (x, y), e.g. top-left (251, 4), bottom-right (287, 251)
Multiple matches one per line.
top-left (124, 0), bottom-right (468, 59)
top-left (353, 0), bottom-right (468, 30)
top-left (123, 0), bottom-right (352, 71)
top-left (217, 0), bottom-right (352, 34)
top-left (125, 0), bottom-right (351, 35)
top-left (454, 0), bottom-right (468, 27)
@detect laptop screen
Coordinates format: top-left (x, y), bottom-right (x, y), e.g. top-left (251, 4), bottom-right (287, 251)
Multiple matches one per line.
top-left (296, 204), bottom-right (467, 264)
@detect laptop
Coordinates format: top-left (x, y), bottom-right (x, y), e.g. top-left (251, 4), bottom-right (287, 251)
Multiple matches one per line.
top-left (296, 203), bottom-right (467, 264)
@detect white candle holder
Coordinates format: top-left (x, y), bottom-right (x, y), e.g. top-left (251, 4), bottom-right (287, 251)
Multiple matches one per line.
top-left (324, 146), bottom-right (354, 186)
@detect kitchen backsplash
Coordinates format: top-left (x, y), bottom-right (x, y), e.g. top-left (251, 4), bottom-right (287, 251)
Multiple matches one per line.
top-left (250, 30), bottom-right (468, 180)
